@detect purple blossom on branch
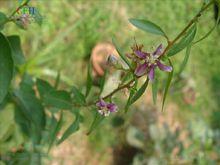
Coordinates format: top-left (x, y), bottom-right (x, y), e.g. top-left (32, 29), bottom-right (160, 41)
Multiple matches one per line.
top-left (134, 44), bottom-right (172, 81)
top-left (96, 99), bottom-right (118, 116)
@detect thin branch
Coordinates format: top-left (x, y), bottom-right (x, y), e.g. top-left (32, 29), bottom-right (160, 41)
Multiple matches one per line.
top-left (160, 0), bottom-right (214, 58)
top-left (102, 79), bottom-right (134, 100)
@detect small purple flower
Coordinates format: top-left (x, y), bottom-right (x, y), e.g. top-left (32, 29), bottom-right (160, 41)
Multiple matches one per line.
top-left (134, 44), bottom-right (172, 81)
top-left (96, 99), bottom-right (118, 116)
top-left (126, 43), bottom-right (149, 62)
top-left (134, 50), bottom-right (149, 59)
top-left (134, 62), bottom-right (148, 77)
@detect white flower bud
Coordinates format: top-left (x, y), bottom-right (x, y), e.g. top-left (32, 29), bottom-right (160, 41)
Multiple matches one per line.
top-left (107, 54), bottom-right (118, 66)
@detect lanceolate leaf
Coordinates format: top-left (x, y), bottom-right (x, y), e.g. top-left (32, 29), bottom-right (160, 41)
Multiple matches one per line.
top-left (0, 33), bottom-right (14, 103)
top-left (112, 37), bottom-right (132, 69)
top-left (14, 87), bottom-right (46, 143)
top-left (152, 78), bottom-right (158, 105)
top-left (129, 18), bottom-right (167, 37)
top-left (125, 78), bottom-right (137, 112)
top-left (36, 79), bottom-right (54, 98)
top-left (7, 35), bottom-right (25, 65)
top-left (57, 112), bottom-right (80, 144)
top-left (85, 63), bottom-right (92, 97)
top-left (162, 59), bottom-right (174, 111)
top-left (129, 77), bottom-right (149, 106)
top-left (87, 111), bottom-right (104, 135)
top-left (177, 44), bottom-right (192, 76)
top-left (71, 86), bottom-right (86, 105)
top-left (43, 90), bottom-right (72, 109)
top-left (48, 112), bottom-right (63, 151)
top-left (14, 89), bottom-right (46, 129)
top-left (167, 24), bottom-right (197, 57)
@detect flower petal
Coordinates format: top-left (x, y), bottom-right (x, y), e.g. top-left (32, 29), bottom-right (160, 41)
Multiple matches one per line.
top-left (157, 61), bottom-right (172, 72)
top-left (135, 63), bottom-right (148, 77)
top-left (96, 99), bottom-right (106, 108)
top-left (107, 103), bottom-right (118, 112)
top-left (134, 50), bottom-right (148, 59)
top-left (148, 66), bottom-right (155, 81)
top-left (153, 44), bottom-right (163, 56)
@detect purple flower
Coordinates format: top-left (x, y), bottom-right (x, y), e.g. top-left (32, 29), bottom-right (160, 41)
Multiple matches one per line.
top-left (134, 50), bottom-right (148, 59)
top-left (96, 99), bottom-right (118, 116)
top-left (134, 44), bottom-right (172, 81)
top-left (126, 43), bottom-right (149, 62)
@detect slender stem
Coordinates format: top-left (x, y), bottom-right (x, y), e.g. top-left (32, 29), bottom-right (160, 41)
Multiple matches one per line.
top-left (160, 0), bottom-right (214, 58)
top-left (81, 78), bottom-right (134, 107)
top-left (102, 79), bottom-right (134, 100)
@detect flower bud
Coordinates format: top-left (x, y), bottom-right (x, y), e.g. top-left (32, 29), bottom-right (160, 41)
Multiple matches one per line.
top-left (107, 54), bottom-right (118, 66)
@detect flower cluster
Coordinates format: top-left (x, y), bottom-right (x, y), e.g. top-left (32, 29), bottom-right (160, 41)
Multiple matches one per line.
top-left (128, 44), bottom-right (172, 81)
top-left (96, 44), bottom-right (173, 116)
top-left (96, 99), bottom-right (118, 116)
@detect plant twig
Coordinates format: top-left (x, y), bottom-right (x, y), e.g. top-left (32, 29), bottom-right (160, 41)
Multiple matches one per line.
top-left (160, 0), bottom-right (214, 58)
top-left (102, 79), bottom-right (134, 100)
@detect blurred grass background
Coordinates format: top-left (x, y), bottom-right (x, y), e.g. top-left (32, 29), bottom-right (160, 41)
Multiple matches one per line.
top-left (0, 0), bottom-right (220, 164)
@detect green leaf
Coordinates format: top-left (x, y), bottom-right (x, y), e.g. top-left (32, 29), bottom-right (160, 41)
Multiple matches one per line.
top-left (20, 73), bottom-right (35, 95)
top-left (112, 37), bottom-right (132, 69)
top-left (87, 111), bottom-right (104, 135)
top-left (85, 63), bottom-right (92, 97)
top-left (162, 59), bottom-right (174, 111)
top-left (0, 33), bottom-right (14, 103)
top-left (167, 24), bottom-right (197, 57)
top-left (14, 87), bottom-right (46, 143)
top-left (15, 105), bottom-right (31, 137)
top-left (129, 18), bottom-right (167, 37)
top-left (57, 112), bottom-right (80, 144)
top-left (177, 44), bottom-right (191, 76)
top-left (0, 12), bottom-right (8, 31)
top-left (125, 78), bottom-right (137, 112)
top-left (7, 35), bottom-right (25, 65)
top-left (36, 79), bottom-right (54, 98)
top-left (14, 89), bottom-right (45, 129)
top-left (129, 77), bottom-right (149, 106)
top-left (71, 86), bottom-right (86, 105)
top-left (125, 88), bottom-right (136, 113)
top-left (43, 90), bottom-right (72, 109)
top-left (48, 111), bottom-right (63, 152)
top-left (152, 78), bottom-right (158, 105)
